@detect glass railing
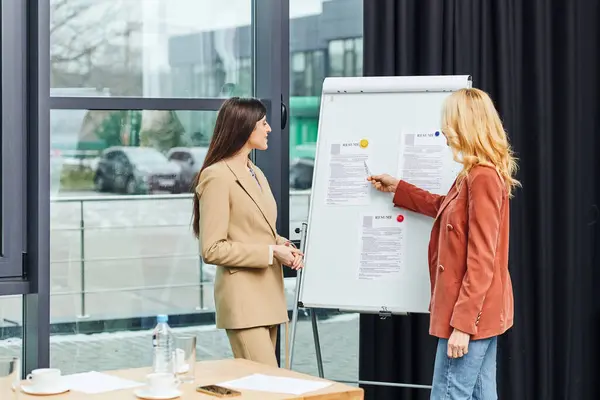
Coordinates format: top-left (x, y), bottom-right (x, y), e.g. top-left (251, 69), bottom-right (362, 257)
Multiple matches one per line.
top-left (47, 191), bottom-right (311, 324)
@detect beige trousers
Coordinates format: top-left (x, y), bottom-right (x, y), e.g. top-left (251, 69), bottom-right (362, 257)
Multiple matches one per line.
top-left (226, 325), bottom-right (279, 367)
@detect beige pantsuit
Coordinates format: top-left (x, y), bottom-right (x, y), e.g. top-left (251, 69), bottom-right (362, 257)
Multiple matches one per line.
top-left (197, 159), bottom-right (291, 367)
top-left (226, 325), bottom-right (279, 367)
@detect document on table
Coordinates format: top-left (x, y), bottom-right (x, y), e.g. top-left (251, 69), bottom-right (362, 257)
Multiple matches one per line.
top-left (325, 140), bottom-right (371, 206)
top-left (218, 373), bottom-right (333, 395)
top-left (61, 371), bottom-right (144, 394)
top-left (358, 214), bottom-right (405, 281)
top-left (398, 132), bottom-right (448, 192)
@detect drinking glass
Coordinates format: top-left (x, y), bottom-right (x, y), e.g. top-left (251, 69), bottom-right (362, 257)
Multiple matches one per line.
top-left (173, 335), bottom-right (196, 383)
top-left (0, 357), bottom-right (20, 399)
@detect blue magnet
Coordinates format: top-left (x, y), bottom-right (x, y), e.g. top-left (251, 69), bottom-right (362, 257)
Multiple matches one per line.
top-left (435, 131), bottom-right (440, 136)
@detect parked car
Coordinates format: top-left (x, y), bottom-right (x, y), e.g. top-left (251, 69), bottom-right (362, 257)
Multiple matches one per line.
top-left (94, 147), bottom-right (181, 194)
top-left (289, 157), bottom-right (314, 190)
top-left (166, 147), bottom-right (209, 193)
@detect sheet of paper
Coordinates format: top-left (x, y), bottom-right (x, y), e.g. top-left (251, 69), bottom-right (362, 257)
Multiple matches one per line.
top-left (398, 132), bottom-right (448, 192)
top-left (325, 140), bottom-right (371, 206)
top-left (219, 373), bottom-right (332, 395)
top-left (61, 371), bottom-right (144, 394)
top-left (358, 214), bottom-right (405, 281)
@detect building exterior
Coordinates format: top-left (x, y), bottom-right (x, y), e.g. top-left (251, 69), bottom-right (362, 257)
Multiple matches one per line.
top-left (167, 0), bottom-right (363, 158)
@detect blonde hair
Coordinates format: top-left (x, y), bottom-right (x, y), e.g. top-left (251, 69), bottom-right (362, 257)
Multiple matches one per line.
top-left (442, 88), bottom-right (520, 196)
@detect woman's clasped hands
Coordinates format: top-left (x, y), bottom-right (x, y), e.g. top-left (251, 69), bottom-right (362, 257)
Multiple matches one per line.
top-left (273, 242), bottom-right (304, 270)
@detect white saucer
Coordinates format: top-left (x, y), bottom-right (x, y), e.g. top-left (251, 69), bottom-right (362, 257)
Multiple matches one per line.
top-left (21, 384), bottom-right (70, 395)
top-left (134, 388), bottom-right (182, 399)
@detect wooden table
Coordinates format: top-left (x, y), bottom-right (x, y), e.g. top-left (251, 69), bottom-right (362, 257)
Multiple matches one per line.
top-left (19, 359), bottom-right (363, 399)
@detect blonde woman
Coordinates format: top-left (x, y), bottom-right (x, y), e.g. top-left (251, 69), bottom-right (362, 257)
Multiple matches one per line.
top-left (368, 88), bottom-right (519, 400)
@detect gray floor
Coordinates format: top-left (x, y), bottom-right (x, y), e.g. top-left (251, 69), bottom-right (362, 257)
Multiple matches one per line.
top-left (0, 313), bottom-right (359, 383)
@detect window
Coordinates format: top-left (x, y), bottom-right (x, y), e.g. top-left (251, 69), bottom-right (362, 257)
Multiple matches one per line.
top-left (288, 0), bottom-right (363, 383)
top-left (292, 52), bottom-right (307, 96)
top-left (50, 0), bottom-right (253, 98)
top-left (47, 0), bottom-right (277, 375)
top-left (49, 105), bottom-right (293, 372)
top-left (4, 0), bottom-right (290, 377)
top-left (328, 40), bottom-right (345, 77)
top-left (0, 295), bottom-right (23, 360)
top-left (49, 109), bottom-right (223, 372)
top-left (328, 37), bottom-right (362, 77)
top-left (291, 51), bottom-right (325, 96)
top-left (237, 58), bottom-right (253, 96)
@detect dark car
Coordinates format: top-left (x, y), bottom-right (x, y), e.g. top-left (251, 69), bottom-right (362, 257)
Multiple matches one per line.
top-left (289, 158), bottom-right (314, 190)
top-left (166, 147), bottom-right (209, 193)
top-left (94, 147), bottom-right (181, 194)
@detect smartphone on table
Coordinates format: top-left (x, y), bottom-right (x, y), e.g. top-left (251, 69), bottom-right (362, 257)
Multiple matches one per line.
top-left (196, 384), bottom-right (241, 397)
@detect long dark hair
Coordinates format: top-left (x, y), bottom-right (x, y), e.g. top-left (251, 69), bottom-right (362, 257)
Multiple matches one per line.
top-left (192, 97), bottom-right (267, 238)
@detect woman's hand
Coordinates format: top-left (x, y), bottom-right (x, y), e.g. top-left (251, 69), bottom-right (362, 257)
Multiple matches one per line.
top-left (367, 174), bottom-right (400, 193)
top-left (272, 244), bottom-right (303, 267)
top-left (285, 241), bottom-right (304, 270)
top-left (447, 328), bottom-right (470, 358)
top-left (289, 253), bottom-right (304, 270)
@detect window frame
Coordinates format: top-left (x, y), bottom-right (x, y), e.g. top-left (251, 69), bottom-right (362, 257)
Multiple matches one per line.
top-left (0, 0), bottom-right (27, 280)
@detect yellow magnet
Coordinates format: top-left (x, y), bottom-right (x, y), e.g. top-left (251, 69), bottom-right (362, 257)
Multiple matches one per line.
top-left (359, 139), bottom-right (369, 148)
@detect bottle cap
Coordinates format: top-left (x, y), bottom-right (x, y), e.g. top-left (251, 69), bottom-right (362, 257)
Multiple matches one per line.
top-left (157, 315), bottom-right (168, 323)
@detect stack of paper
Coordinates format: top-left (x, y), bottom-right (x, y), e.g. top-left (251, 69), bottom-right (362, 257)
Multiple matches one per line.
top-left (218, 373), bottom-right (332, 395)
top-left (62, 371), bottom-right (145, 394)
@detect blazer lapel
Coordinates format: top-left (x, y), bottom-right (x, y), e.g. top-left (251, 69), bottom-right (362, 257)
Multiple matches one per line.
top-left (435, 178), bottom-right (462, 221)
top-left (225, 160), bottom-right (277, 237)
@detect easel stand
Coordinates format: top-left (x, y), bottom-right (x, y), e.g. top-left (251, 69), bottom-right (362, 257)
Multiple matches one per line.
top-left (289, 223), bottom-right (324, 377)
top-left (288, 222), bottom-right (433, 391)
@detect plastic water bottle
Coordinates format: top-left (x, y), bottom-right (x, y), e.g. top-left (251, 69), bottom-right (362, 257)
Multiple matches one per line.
top-left (152, 314), bottom-right (174, 373)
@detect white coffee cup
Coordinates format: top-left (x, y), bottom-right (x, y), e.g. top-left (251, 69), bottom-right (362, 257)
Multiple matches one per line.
top-left (26, 368), bottom-right (62, 390)
top-left (146, 372), bottom-right (178, 394)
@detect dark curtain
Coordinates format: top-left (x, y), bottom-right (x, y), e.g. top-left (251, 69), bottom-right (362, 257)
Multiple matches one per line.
top-left (360, 0), bottom-right (600, 399)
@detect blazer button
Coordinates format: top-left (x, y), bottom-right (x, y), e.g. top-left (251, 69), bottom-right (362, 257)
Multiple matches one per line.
top-left (446, 223), bottom-right (454, 230)
top-left (438, 264), bottom-right (444, 271)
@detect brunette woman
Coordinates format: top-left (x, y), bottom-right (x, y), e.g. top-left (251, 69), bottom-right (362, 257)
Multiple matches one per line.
top-left (192, 97), bottom-right (302, 367)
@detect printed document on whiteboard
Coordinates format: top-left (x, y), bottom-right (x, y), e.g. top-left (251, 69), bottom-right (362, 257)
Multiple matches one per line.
top-left (398, 132), bottom-right (454, 194)
top-left (358, 214), bottom-right (405, 281)
top-left (325, 141), bottom-right (370, 206)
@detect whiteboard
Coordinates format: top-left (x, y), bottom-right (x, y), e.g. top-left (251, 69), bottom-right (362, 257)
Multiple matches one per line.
top-left (299, 75), bottom-right (471, 314)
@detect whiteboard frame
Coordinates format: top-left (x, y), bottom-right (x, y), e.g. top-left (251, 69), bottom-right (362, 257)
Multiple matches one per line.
top-left (298, 75), bottom-right (472, 315)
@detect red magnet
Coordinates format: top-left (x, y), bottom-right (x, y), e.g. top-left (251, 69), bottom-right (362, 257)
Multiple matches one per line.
top-left (397, 214), bottom-right (404, 222)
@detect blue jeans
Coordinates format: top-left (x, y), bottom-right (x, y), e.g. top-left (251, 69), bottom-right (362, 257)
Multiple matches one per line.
top-left (430, 336), bottom-right (498, 400)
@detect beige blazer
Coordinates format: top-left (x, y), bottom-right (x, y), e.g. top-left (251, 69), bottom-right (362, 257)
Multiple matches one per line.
top-left (197, 159), bottom-right (290, 330)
